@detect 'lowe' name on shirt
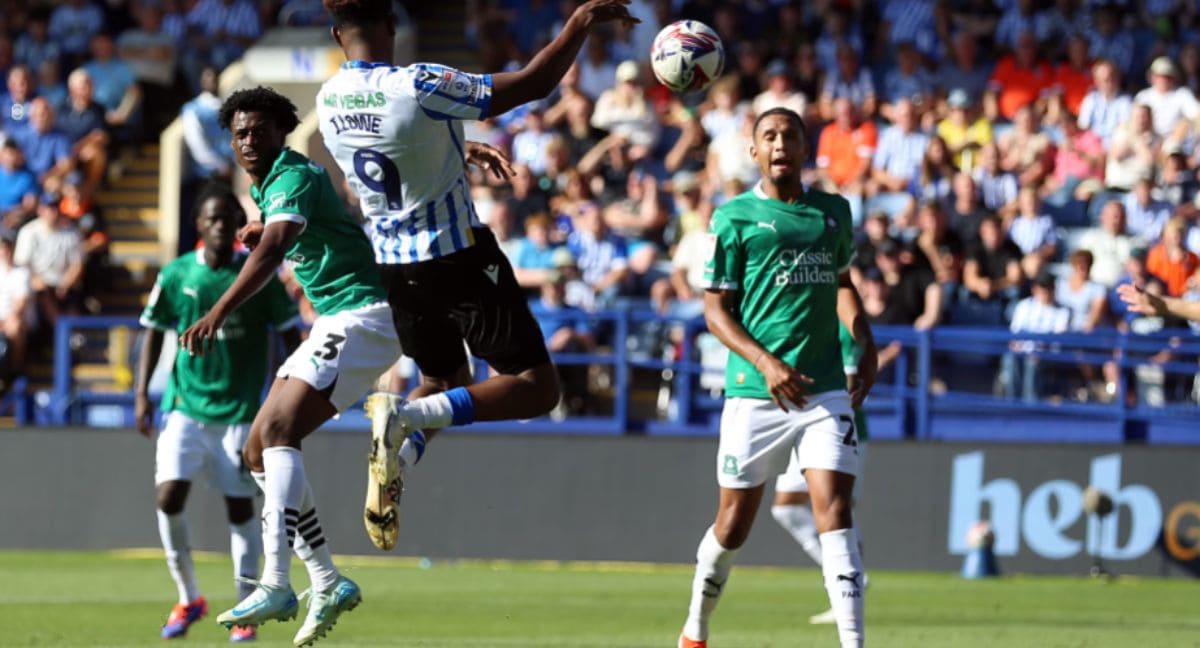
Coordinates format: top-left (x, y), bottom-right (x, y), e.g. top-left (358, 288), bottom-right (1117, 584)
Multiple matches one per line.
top-left (328, 113), bottom-right (383, 135)
top-left (775, 247), bottom-right (837, 286)
top-left (323, 91), bottom-right (388, 110)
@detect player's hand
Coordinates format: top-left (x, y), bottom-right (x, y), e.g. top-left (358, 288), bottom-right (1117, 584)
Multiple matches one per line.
top-left (849, 346), bottom-right (878, 409)
top-left (572, 0), bottom-right (639, 29)
top-left (465, 141), bottom-right (515, 181)
top-left (757, 353), bottom-right (814, 412)
top-left (134, 392), bottom-right (154, 438)
top-left (179, 310), bottom-right (225, 357)
top-left (238, 221), bottom-right (264, 250)
top-left (1117, 283), bottom-right (1165, 316)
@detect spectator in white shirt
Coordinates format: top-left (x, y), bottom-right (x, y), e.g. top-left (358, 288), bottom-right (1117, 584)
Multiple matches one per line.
top-left (512, 107), bottom-right (555, 175)
top-left (590, 60), bottom-right (660, 155)
top-left (1009, 187), bottom-right (1057, 280)
top-left (1077, 59), bottom-right (1132, 147)
top-left (576, 36), bottom-right (617, 101)
top-left (1123, 174), bottom-right (1174, 243)
top-left (1133, 57), bottom-right (1200, 138)
top-left (1057, 249), bottom-right (1108, 332)
top-left (1105, 103), bottom-right (1161, 190)
top-left (1002, 271), bottom-right (1071, 401)
top-left (13, 193), bottom-right (82, 330)
top-left (752, 59), bottom-right (806, 118)
top-left (1078, 200), bottom-right (1135, 286)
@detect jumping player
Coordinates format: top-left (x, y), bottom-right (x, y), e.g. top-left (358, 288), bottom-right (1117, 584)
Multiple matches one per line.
top-left (314, 0), bottom-right (638, 550)
top-left (770, 322), bottom-right (871, 626)
top-left (678, 108), bottom-right (877, 648)
top-left (135, 185), bottom-right (301, 643)
top-left (180, 87), bottom-right (400, 646)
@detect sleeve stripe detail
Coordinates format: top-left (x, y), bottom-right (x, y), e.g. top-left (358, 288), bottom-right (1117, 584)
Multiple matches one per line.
top-left (139, 315), bottom-right (171, 331)
top-left (702, 280), bottom-right (739, 290)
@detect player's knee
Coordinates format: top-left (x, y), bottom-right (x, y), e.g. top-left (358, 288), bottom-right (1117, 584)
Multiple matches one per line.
top-left (253, 414), bottom-right (294, 448)
top-left (156, 485), bottom-right (187, 515)
top-left (813, 496), bottom-right (854, 531)
top-left (225, 497), bottom-right (254, 525)
top-left (713, 509), bottom-right (755, 549)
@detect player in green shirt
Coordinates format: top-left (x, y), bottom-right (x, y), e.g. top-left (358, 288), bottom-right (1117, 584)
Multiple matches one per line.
top-left (178, 87), bottom-right (400, 646)
top-left (134, 185), bottom-right (300, 642)
top-left (679, 108), bottom-right (877, 648)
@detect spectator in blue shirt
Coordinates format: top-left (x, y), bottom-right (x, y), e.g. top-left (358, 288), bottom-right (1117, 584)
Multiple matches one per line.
top-left (57, 69), bottom-right (109, 200)
top-left (11, 98), bottom-right (72, 190)
top-left (881, 41), bottom-right (937, 122)
top-left (937, 32), bottom-right (992, 107)
top-left (82, 33), bottom-right (141, 140)
top-left (14, 9), bottom-right (61, 72)
top-left (36, 60), bottom-right (68, 114)
top-left (0, 141), bottom-right (39, 230)
top-left (869, 99), bottom-right (929, 216)
top-left (49, 0), bottom-right (104, 69)
top-left (0, 66), bottom-right (37, 137)
top-left (529, 270), bottom-right (595, 417)
top-left (513, 213), bottom-right (562, 288)
top-left (568, 204), bottom-right (630, 306)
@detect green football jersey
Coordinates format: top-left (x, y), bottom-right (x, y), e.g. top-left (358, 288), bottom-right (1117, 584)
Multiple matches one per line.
top-left (838, 322), bottom-right (869, 442)
top-left (703, 186), bottom-right (854, 399)
top-left (140, 251), bottom-right (300, 424)
top-left (250, 148), bottom-right (386, 315)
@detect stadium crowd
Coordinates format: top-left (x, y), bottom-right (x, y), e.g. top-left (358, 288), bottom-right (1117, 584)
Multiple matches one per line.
top-left (460, 0), bottom-right (1200, 405)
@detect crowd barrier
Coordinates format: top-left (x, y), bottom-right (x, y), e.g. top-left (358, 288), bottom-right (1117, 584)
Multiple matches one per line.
top-left (40, 313), bottom-right (1200, 444)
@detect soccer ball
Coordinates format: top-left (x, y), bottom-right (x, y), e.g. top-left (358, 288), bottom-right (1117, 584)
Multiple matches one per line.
top-left (650, 20), bottom-right (725, 94)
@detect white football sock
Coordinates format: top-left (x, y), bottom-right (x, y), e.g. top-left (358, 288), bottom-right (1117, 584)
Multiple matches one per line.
top-left (259, 447), bottom-right (306, 589)
top-left (682, 526), bottom-right (738, 641)
top-left (229, 517), bottom-right (260, 602)
top-left (156, 510), bottom-right (200, 605)
top-left (404, 394), bottom-right (454, 430)
top-left (820, 527), bottom-right (866, 648)
top-left (771, 504), bottom-right (823, 567)
top-left (251, 470), bottom-right (339, 592)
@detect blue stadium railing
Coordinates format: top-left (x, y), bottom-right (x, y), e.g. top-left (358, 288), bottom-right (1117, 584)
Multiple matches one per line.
top-left (41, 314), bottom-right (1200, 444)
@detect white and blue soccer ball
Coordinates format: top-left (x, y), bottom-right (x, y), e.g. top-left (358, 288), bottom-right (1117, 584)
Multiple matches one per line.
top-left (650, 20), bottom-right (725, 94)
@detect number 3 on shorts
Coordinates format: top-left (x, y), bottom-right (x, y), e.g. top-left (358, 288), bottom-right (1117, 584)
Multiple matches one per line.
top-left (314, 333), bottom-right (346, 361)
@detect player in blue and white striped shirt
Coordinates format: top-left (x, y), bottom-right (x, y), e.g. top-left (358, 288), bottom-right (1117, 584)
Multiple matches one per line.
top-left (316, 0), bottom-right (638, 550)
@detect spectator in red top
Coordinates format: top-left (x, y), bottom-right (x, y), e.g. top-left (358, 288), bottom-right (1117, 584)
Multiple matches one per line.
top-left (1049, 33), bottom-right (1093, 120)
top-left (1146, 216), bottom-right (1199, 297)
top-left (815, 98), bottom-right (877, 195)
top-left (985, 30), bottom-right (1053, 122)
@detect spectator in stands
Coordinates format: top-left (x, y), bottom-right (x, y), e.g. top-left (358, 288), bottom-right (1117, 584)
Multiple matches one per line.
top-left (666, 170), bottom-right (711, 241)
top-left (1086, 3), bottom-right (1136, 79)
top-left (1049, 33), bottom-right (1093, 119)
top-left (963, 214), bottom-right (1023, 305)
top-left (1044, 110), bottom-right (1105, 202)
top-left (512, 107), bottom-right (555, 176)
top-left (706, 108), bottom-right (759, 198)
top-left (117, 0), bottom-right (181, 135)
top-left (185, 0), bottom-right (262, 72)
top-left (543, 64), bottom-right (593, 142)
top-left (820, 43), bottom-right (877, 121)
top-left (12, 98), bottom-right (72, 192)
top-left (14, 193), bottom-right (83, 331)
top-left (879, 0), bottom-right (940, 63)
top-left (49, 0), bottom-right (103, 70)
top-left (912, 135), bottom-right (957, 205)
top-left (699, 78), bottom-right (745, 143)
top-left (1180, 42), bottom-right (1200, 97)
top-left (178, 66), bottom-right (231, 252)
top-left (576, 36), bottom-right (616, 101)
top-left (913, 199), bottom-right (965, 287)
top-left (869, 98), bottom-right (928, 217)
top-left (1135, 57), bottom-right (1200, 139)
top-left (1078, 200), bottom-right (1134, 287)
top-left (874, 238), bottom-right (942, 330)
top-left (567, 204), bottom-right (630, 307)
top-left (549, 169), bottom-right (598, 241)
top-left (753, 59), bottom-right (806, 118)
top-left (813, 5), bottom-right (862, 74)
top-left (1105, 103), bottom-right (1161, 191)
top-left (36, 60), bottom-right (67, 114)
top-left (1057, 250), bottom-right (1108, 332)
top-left (791, 43), bottom-right (824, 121)
top-left (815, 97), bottom-right (876, 224)
top-left (880, 41), bottom-right (936, 123)
top-left (0, 141), bottom-right (38, 231)
top-left (589, 61), bottom-right (660, 167)
top-left (938, 88), bottom-right (993, 170)
top-left (946, 172), bottom-right (991, 245)
top-left (1010, 187), bottom-right (1058, 279)
top-left (1158, 147), bottom-right (1200, 206)
top-left (1077, 59), bottom-right (1132, 147)
top-left (973, 143), bottom-right (1018, 215)
top-left (1, 65), bottom-right (36, 136)
top-left (1037, 0), bottom-right (1088, 56)
top-left (513, 213), bottom-right (560, 288)
top-left (1110, 247), bottom-right (1168, 334)
top-left (0, 235), bottom-right (31, 380)
top-left (1146, 216), bottom-right (1199, 296)
top-left (82, 32), bottom-right (141, 139)
top-left (1002, 271), bottom-right (1071, 402)
top-left (58, 69), bottom-right (109, 200)
top-left (937, 31), bottom-right (992, 107)
top-left (860, 265), bottom-right (908, 327)
top-left (651, 190), bottom-right (710, 317)
top-left (604, 169), bottom-right (669, 248)
top-left (995, 0), bottom-right (1039, 51)
top-left (14, 9), bottom-right (59, 75)
top-left (986, 31), bottom-right (1053, 122)
top-left (1124, 173), bottom-right (1174, 243)
top-left (506, 163), bottom-right (552, 226)
top-left (530, 270), bottom-right (594, 418)
top-left (998, 105), bottom-right (1053, 187)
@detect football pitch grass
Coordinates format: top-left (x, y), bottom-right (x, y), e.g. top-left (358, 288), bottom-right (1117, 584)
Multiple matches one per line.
top-left (1, 550), bottom-right (1197, 647)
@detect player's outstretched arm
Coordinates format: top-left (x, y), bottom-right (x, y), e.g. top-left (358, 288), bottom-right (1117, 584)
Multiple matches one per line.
top-left (134, 327), bottom-right (165, 437)
top-left (1117, 283), bottom-right (1200, 322)
top-left (836, 272), bottom-right (878, 408)
top-left (180, 220), bottom-right (303, 356)
top-left (703, 289), bottom-right (814, 412)
top-left (489, 0), bottom-right (638, 117)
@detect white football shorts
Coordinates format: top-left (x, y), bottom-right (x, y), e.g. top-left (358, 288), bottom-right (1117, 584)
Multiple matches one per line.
top-left (716, 391), bottom-right (859, 489)
top-left (154, 410), bottom-right (255, 497)
top-left (776, 440), bottom-right (868, 493)
top-left (276, 302), bottom-right (401, 412)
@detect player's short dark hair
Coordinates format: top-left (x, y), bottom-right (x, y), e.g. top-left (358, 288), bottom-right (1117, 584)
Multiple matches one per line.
top-left (323, 0), bottom-right (392, 27)
top-left (193, 181), bottom-right (248, 229)
top-left (218, 86), bottom-right (300, 135)
top-left (753, 107), bottom-right (806, 141)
